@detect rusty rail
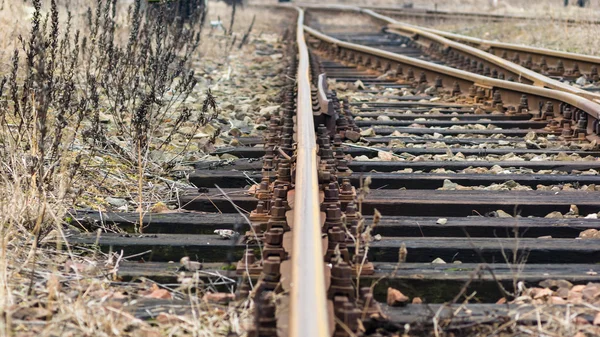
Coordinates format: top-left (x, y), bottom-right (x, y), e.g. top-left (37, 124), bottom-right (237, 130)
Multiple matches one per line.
top-left (409, 24), bottom-right (600, 76)
top-left (299, 4), bottom-right (600, 103)
top-left (303, 25), bottom-right (600, 138)
top-left (362, 9), bottom-right (600, 103)
top-left (289, 7), bottom-right (330, 337)
top-left (360, 5), bottom-right (600, 25)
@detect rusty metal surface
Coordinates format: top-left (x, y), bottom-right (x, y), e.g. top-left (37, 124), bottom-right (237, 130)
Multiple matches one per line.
top-left (416, 26), bottom-right (600, 64)
top-left (289, 7), bottom-right (330, 337)
top-left (362, 9), bottom-right (600, 102)
top-left (408, 24), bottom-right (600, 75)
top-left (297, 4), bottom-right (600, 69)
top-left (360, 5), bottom-right (600, 25)
top-left (304, 25), bottom-right (600, 119)
top-left (297, 5), bottom-right (600, 103)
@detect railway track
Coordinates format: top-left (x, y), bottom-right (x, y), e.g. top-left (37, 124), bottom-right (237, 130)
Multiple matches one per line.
top-left (371, 10), bottom-right (600, 94)
top-left (360, 4), bottom-right (600, 26)
top-left (303, 5), bottom-right (600, 103)
top-left (66, 5), bottom-right (600, 337)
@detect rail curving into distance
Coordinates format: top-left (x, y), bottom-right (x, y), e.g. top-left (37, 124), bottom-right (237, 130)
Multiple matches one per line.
top-left (289, 7), bottom-right (330, 337)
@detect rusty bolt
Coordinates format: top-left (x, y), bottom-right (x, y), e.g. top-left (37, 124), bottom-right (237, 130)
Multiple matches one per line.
top-left (255, 201), bottom-right (266, 214)
top-left (262, 256), bottom-right (281, 276)
top-left (540, 56), bottom-right (548, 69)
top-left (328, 261), bottom-right (355, 300)
top-left (340, 179), bottom-right (353, 197)
top-left (269, 198), bottom-right (286, 219)
top-left (483, 66), bottom-right (491, 77)
top-left (451, 82), bottom-right (461, 96)
top-left (492, 90), bottom-right (503, 106)
top-left (324, 182), bottom-right (340, 202)
top-left (406, 68), bottom-right (414, 81)
top-left (557, 60), bottom-right (565, 73)
top-left (591, 66), bottom-right (599, 81)
top-left (264, 228), bottom-right (284, 246)
top-left (468, 85), bottom-right (477, 98)
top-left (542, 101), bottom-right (554, 120)
top-left (518, 95), bottom-right (529, 112)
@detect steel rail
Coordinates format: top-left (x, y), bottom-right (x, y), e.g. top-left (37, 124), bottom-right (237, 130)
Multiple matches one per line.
top-left (353, 6), bottom-right (600, 72)
top-left (303, 25), bottom-right (600, 132)
top-left (362, 9), bottom-right (600, 103)
top-left (404, 24), bottom-right (600, 76)
top-left (295, 3), bottom-right (600, 68)
top-left (299, 5), bottom-right (600, 102)
top-left (289, 7), bottom-right (330, 337)
top-left (361, 5), bottom-right (600, 25)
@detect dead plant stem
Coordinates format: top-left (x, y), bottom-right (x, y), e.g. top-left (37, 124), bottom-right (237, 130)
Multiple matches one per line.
top-left (137, 141), bottom-right (143, 233)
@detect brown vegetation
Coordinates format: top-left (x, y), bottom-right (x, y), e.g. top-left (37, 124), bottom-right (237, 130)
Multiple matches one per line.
top-left (0, 0), bottom-right (291, 335)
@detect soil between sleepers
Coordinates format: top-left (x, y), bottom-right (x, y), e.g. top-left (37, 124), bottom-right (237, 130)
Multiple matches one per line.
top-left (188, 169), bottom-right (600, 189)
top-left (194, 158), bottom-right (600, 173)
top-left (210, 146), bottom-right (599, 158)
top-left (115, 261), bottom-right (600, 303)
top-left (72, 210), bottom-right (599, 238)
top-left (67, 232), bottom-right (600, 264)
top-left (178, 187), bottom-right (600, 217)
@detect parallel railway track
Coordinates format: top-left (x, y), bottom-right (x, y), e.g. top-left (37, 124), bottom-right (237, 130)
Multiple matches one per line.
top-left (303, 5), bottom-right (600, 102)
top-left (67, 5), bottom-right (600, 336)
top-left (375, 11), bottom-right (600, 92)
top-left (360, 4), bottom-right (600, 26)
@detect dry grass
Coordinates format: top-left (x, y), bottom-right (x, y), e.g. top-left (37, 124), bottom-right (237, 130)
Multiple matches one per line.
top-left (0, 1), bottom-right (294, 336)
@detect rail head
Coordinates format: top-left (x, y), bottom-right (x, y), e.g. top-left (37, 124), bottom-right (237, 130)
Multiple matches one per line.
top-left (417, 25), bottom-right (600, 67)
top-left (299, 4), bottom-right (600, 103)
top-left (359, 4), bottom-right (600, 25)
top-left (289, 7), bottom-right (330, 337)
top-left (303, 24), bottom-right (600, 121)
top-left (298, 4), bottom-right (600, 65)
top-left (360, 8), bottom-right (600, 102)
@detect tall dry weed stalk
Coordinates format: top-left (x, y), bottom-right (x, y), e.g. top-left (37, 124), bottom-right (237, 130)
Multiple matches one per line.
top-left (0, 0), bottom-right (219, 234)
top-left (0, 0), bottom-right (234, 334)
